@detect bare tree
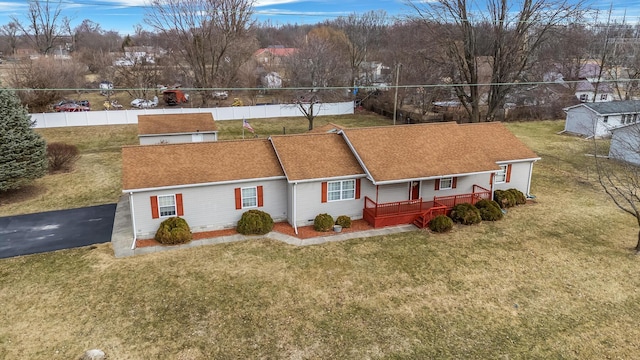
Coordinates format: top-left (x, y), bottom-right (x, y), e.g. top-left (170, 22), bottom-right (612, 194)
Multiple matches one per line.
top-left (11, 0), bottom-right (68, 55)
top-left (9, 57), bottom-right (87, 111)
top-left (408, 0), bottom-right (587, 122)
top-left (145, 0), bottom-right (258, 106)
top-left (330, 11), bottom-right (388, 88)
top-left (284, 27), bottom-right (350, 130)
top-left (594, 121), bottom-right (640, 253)
top-left (0, 22), bottom-right (20, 57)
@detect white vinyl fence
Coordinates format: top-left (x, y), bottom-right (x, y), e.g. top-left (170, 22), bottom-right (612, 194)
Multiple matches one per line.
top-left (30, 101), bottom-right (354, 128)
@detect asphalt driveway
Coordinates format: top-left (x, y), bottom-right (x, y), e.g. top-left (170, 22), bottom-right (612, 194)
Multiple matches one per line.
top-left (0, 204), bottom-right (116, 259)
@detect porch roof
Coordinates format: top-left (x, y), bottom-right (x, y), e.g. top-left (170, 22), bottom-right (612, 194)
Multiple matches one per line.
top-left (122, 139), bottom-right (283, 190)
top-left (342, 122), bottom-right (538, 183)
top-left (270, 132), bottom-right (365, 182)
top-left (138, 113), bottom-right (217, 135)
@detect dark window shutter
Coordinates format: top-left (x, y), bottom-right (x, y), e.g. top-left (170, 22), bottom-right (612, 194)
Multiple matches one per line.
top-left (257, 186), bottom-right (264, 207)
top-left (234, 188), bottom-right (242, 209)
top-left (355, 179), bottom-right (361, 199)
top-left (489, 172), bottom-right (493, 185)
top-left (176, 193), bottom-right (184, 216)
top-left (452, 177), bottom-right (457, 189)
top-left (321, 182), bottom-right (328, 203)
top-left (150, 196), bottom-right (159, 219)
top-left (506, 164), bottom-right (512, 183)
top-left (434, 179), bottom-right (440, 191)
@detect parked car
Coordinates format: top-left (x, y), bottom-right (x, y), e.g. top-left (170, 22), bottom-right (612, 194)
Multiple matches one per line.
top-left (55, 103), bottom-right (90, 112)
top-left (213, 91), bottom-right (228, 100)
top-left (53, 99), bottom-right (90, 111)
top-left (130, 96), bottom-right (159, 108)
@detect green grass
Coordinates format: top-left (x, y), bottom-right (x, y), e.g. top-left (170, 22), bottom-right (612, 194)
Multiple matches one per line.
top-left (2, 118), bottom-right (640, 359)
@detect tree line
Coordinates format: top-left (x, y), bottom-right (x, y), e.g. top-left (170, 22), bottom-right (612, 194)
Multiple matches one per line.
top-left (1, 0), bottom-right (640, 120)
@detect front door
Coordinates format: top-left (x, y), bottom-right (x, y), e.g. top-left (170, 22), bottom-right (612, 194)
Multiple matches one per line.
top-left (410, 181), bottom-right (420, 200)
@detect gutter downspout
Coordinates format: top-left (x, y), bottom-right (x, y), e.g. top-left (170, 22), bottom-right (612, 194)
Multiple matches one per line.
top-left (129, 192), bottom-right (137, 250)
top-left (293, 183), bottom-right (298, 235)
top-left (526, 161), bottom-right (535, 197)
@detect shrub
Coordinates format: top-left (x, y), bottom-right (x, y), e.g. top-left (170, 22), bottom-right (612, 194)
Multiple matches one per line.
top-left (494, 189), bottom-right (516, 208)
top-left (450, 203), bottom-right (482, 225)
top-left (236, 209), bottom-right (274, 235)
top-left (475, 199), bottom-right (504, 221)
top-left (314, 213), bottom-right (334, 232)
top-left (46, 142), bottom-right (80, 173)
top-left (507, 188), bottom-right (527, 205)
top-left (335, 215), bottom-right (352, 228)
top-left (428, 215), bottom-right (453, 233)
top-left (154, 217), bottom-right (192, 245)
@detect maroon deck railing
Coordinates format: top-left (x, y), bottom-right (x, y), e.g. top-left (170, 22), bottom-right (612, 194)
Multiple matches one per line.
top-left (363, 185), bottom-right (492, 228)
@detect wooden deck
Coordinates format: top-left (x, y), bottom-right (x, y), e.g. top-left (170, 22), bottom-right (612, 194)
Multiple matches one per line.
top-left (363, 185), bottom-right (491, 228)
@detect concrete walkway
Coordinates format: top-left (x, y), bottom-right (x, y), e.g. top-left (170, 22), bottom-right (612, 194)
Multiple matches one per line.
top-left (111, 195), bottom-right (418, 258)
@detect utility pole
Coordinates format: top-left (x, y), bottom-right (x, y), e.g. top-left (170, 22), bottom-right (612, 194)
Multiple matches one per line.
top-left (393, 63), bottom-right (402, 125)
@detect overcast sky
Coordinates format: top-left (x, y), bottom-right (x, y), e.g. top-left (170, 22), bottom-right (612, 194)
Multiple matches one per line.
top-left (0, 0), bottom-right (638, 36)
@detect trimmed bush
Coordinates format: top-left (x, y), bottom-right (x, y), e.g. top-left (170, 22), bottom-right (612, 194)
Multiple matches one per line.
top-left (335, 215), bottom-right (352, 228)
top-left (475, 199), bottom-right (504, 221)
top-left (450, 203), bottom-right (482, 225)
top-left (155, 217), bottom-right (192, 245)
top-left (507, 188), bottom-right (527, 205)
top-left (237, 209), bottom-right (274, 235)
top-left (428, 215), bottom-right (454, 233)
top-left (46, 142), bottom-right (80, 173)
top-left (314, 213), bottom-right (334, 232)
top-left (494, 189), bottom-right (516, 208)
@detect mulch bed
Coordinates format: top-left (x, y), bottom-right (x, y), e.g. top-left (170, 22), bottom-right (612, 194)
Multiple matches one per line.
top-left (136, 220), bottom-right (374, 248)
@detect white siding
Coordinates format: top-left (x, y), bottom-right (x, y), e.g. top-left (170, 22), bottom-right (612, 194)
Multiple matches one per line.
top-left (610, 126), bottom-right (640, 166)
top-left (131, 179), bottom-right (287, 238)
top-left (139, 132), bottom-right (217, 145)
top-left (493, 162), bottom-right (535, 196)
top-left (375, 182), bottom-right (409, 203)
top-left (292, 180), bottom-right (364, 227)
top-left (565, 107), bottom-right (598, 136)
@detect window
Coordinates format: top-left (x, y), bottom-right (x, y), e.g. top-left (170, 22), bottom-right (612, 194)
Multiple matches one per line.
top-left (495, 165), bottom-right (509, 184)
top-left (439, 177), bottom-right (453, 190)
top-left (158, 195), bottom-right (176, 217)
top-left (603, 116), bottom-right (609, 123)
top-left (600, 94), bottom-right (608, 101)
top-left (579, 94), bottom-right (588, 102)
top-left (327, 180), bottom-right (356, 201)
top-left (241, 187), bottom-right (257, 208)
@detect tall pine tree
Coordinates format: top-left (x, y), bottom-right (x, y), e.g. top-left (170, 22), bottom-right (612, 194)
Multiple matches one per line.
top-left (0, 87), bottom-right (46, 192)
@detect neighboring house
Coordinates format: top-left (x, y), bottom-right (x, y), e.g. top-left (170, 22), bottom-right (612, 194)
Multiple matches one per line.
top-left (254, 46), bottom-right (297, 67)
top-left (574, 80), bottom-right (615, 103)
top-left (122, 122), bottom-right (539, 243)
top-left (564, 100), bottom-right (640, 137)
top-left (609, 123), bottom-right (640, 166)
top-left (137, 113), bottom-right (218, 145)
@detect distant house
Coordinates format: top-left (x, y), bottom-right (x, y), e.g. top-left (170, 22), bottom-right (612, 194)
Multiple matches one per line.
top-left (137, 113), bottom-right (218, 145)
top-left (122, 122), bottom-right (539, 243)
top-left (574, 80), bottom-right (615, 103)
top-left (609, 123), bottom-right (640, 166)
top-left (564, 100), bottom-right (640, 137)
top-left (254, 46), bottom-right (297, 66)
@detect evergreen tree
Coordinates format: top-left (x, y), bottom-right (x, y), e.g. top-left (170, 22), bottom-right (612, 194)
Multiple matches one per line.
top-left (0, 87), bottom-right (47, 192)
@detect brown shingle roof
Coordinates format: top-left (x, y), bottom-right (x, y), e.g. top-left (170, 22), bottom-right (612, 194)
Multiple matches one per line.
top-left (342, 122), bottom-right (538, 182)
top-left (270, 133), bottom-right (365, 181)
top-left (138, 113), bottom-right (217, 135)
top-left (122, 139), bottom-right (284, 190)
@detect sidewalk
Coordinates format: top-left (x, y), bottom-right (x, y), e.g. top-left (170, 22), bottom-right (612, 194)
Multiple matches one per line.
top-left (111, 195), bottom-right (417, 258)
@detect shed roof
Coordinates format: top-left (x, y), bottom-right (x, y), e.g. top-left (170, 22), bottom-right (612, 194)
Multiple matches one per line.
top-left (307, 122), bottom-right (345, 134)
top-left (566, 100), bottom-right (640, 115)
top-left (270, 133), bottom-right (365, 181)
top-left (342, 122), bottom-right (539, 183)
top-left (138, 113), bottom-right (217, 136)
top-left (122, 139), bottom-right (284, 190)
